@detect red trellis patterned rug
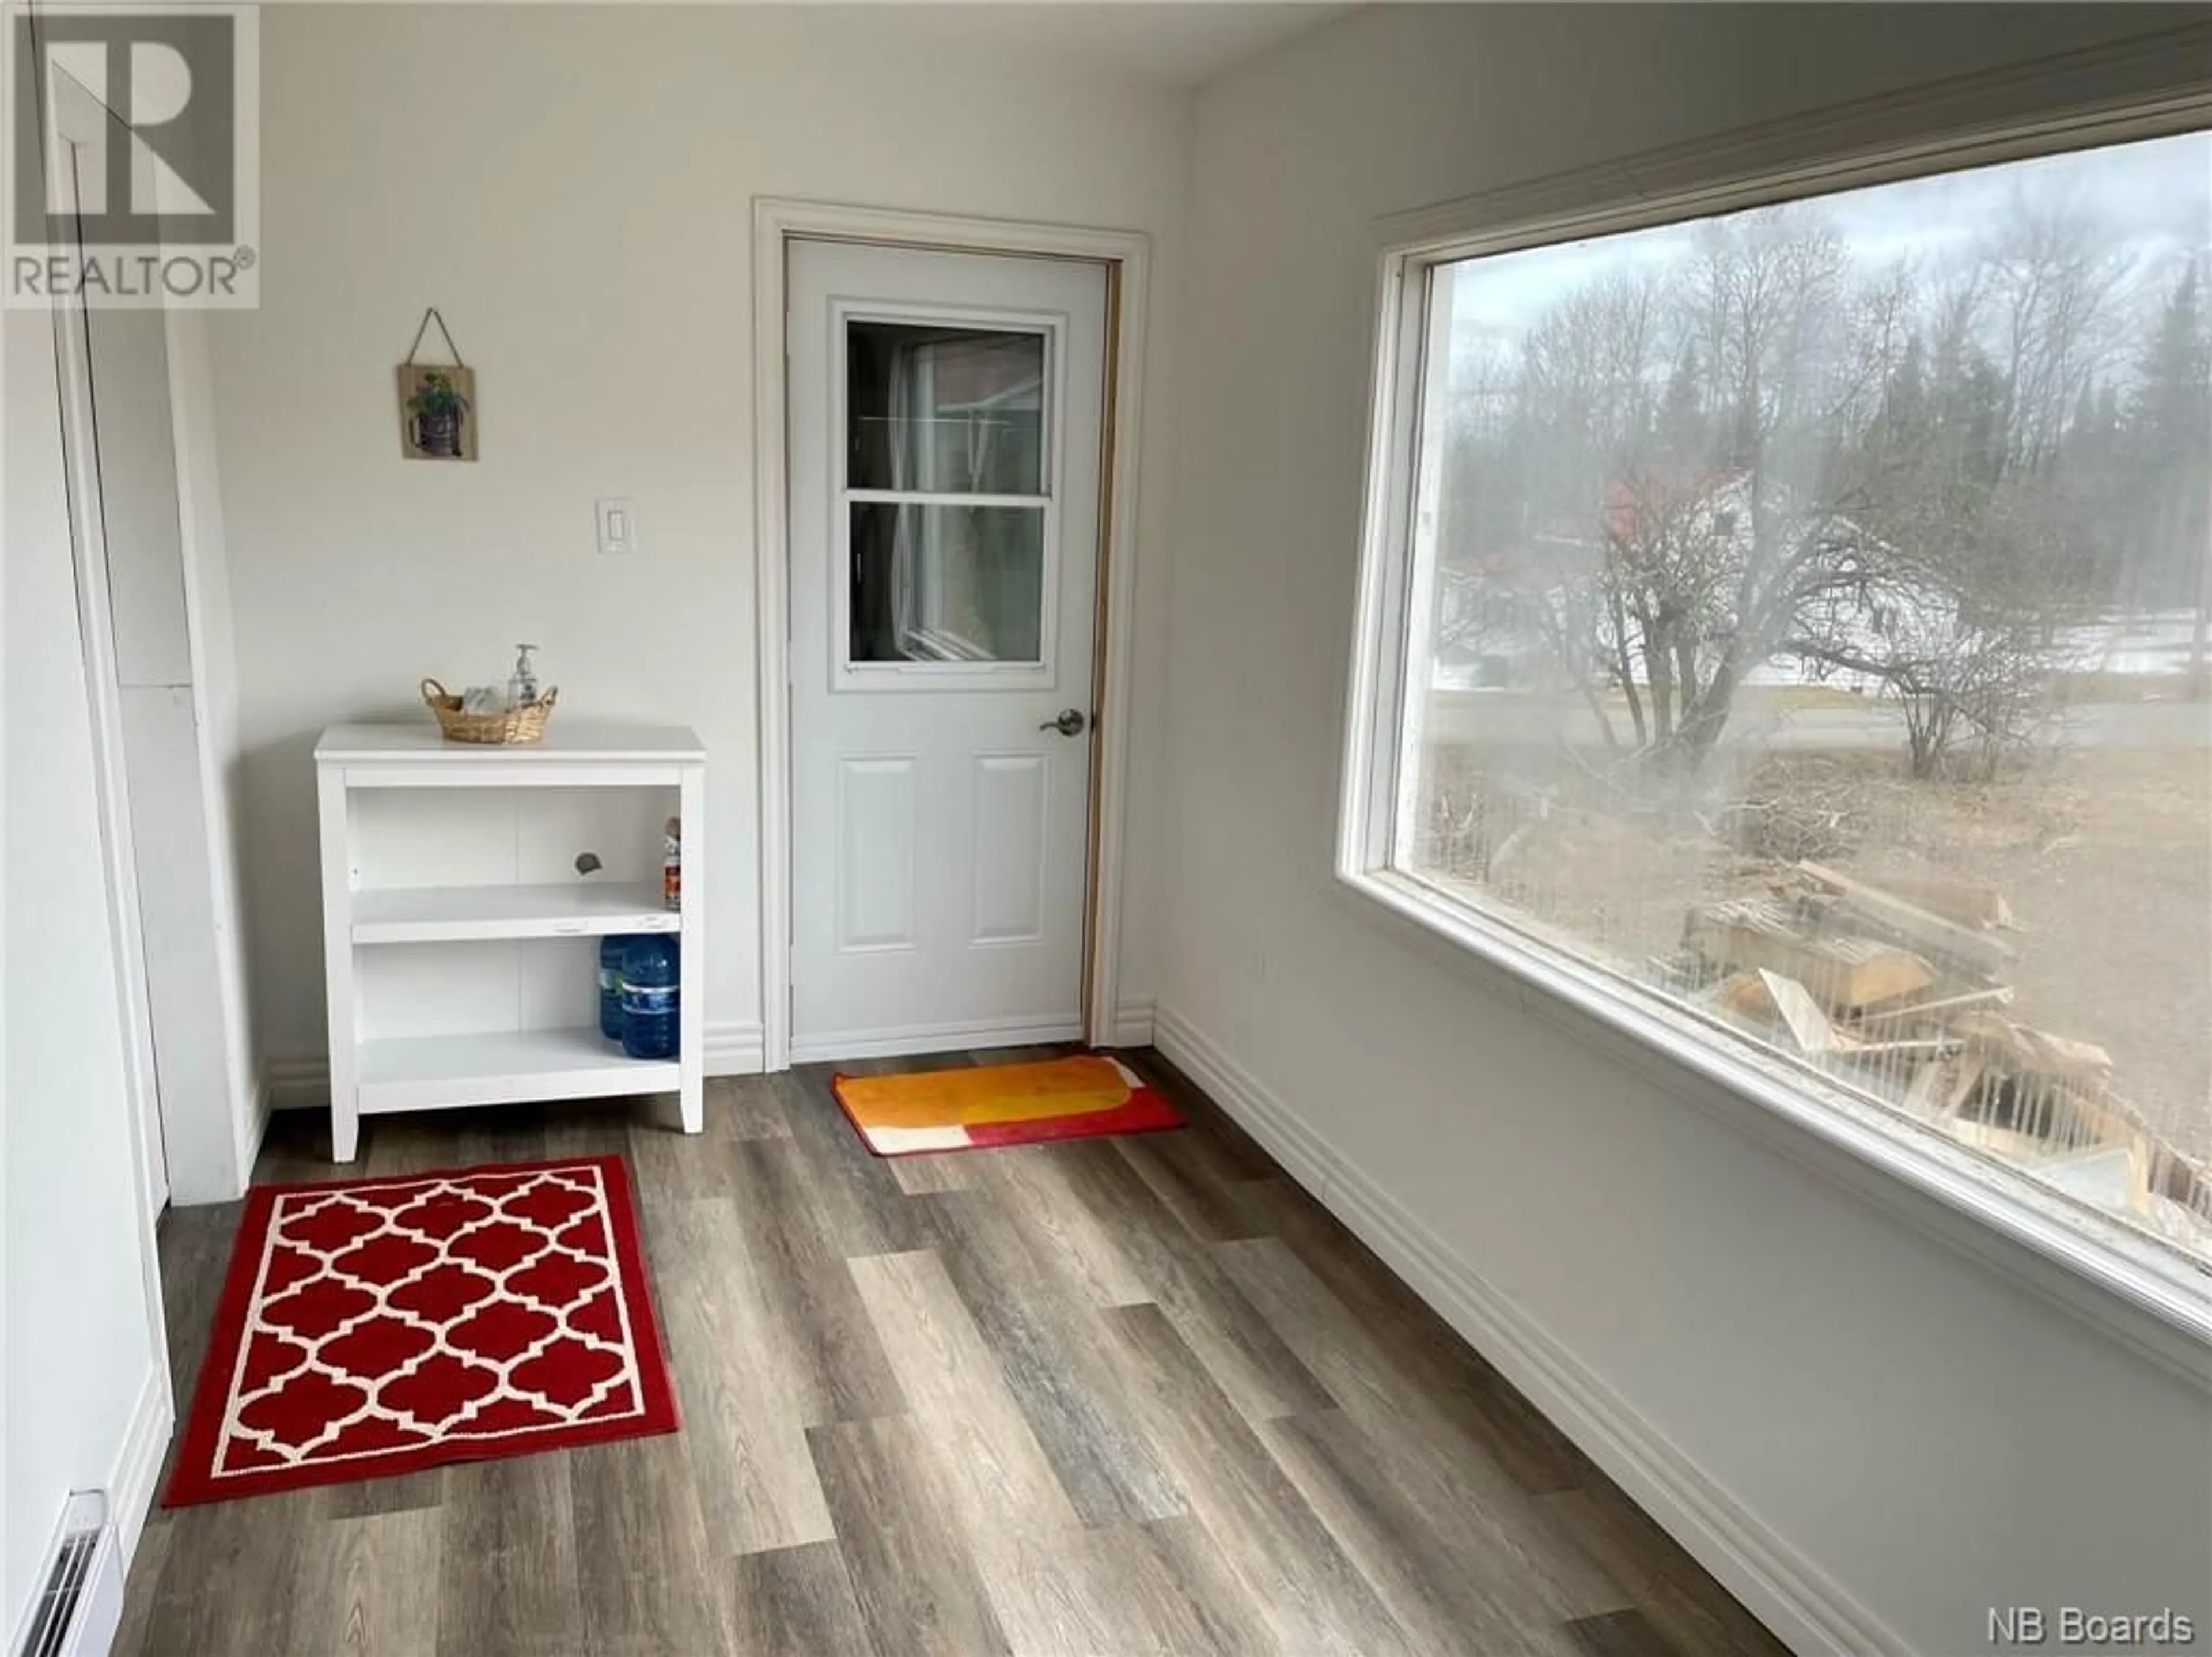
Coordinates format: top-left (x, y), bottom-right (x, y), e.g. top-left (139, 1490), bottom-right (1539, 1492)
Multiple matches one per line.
top-left (164, 1155), bottom-right (679, 1506)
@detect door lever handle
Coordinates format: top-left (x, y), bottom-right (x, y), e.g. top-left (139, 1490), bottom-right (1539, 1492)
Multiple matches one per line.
top-left (1040, 709), bottom-right (1088, 737)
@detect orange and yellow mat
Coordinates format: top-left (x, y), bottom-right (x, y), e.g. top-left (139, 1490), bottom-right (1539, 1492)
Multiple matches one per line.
top-left (830, 1054), bottom-right (1181, 1157)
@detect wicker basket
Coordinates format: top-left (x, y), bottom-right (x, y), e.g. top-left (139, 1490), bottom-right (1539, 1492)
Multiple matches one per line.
top-left (421, 677), bottom-right (559, 745)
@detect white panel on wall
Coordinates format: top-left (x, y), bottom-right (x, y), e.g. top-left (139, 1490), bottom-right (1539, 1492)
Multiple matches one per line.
top-left (837, 756), bottom-right (916, 953)
top-left (972, 752), bottom-right (1049, 945)
top-left (85, 307), bottom-right (191, 688)
top-left (117, 685), bottom-right (232, 1202)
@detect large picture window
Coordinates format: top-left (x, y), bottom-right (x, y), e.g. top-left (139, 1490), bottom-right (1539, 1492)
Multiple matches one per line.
top-left (1346, 123), bottom-right (2211, 1292)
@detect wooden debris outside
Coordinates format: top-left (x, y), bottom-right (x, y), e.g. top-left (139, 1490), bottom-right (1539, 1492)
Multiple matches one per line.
top-left (1850, 871), bottom-right (2017, 932)
top-left (1686, 863), bottom-right (2202, 1250)
top-left (1796, 861), bottom-right (2014, 980)
top-left (1853, 985), bottom-right (2015, 1027)
top-left (1758, 970), bottom-right (1844, 1055)
top-left (1948, 1013), bottom-right (2113, 1092)
top-left (1685, 897), bottom-right (1936, 1011)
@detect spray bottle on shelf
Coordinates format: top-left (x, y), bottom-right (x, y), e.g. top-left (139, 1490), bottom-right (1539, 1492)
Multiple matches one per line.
top-left (662, 816), bottom-right (681, 911)
top-left (507, 642), bottom-right (541, 709)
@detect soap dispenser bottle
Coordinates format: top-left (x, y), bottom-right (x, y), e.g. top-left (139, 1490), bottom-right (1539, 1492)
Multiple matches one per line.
top-left (507, 642), bottom-right (541, 709)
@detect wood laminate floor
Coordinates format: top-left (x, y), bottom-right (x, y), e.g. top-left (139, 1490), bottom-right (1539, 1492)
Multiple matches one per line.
top-left (117, 1049), bottom-right (1787, 1657)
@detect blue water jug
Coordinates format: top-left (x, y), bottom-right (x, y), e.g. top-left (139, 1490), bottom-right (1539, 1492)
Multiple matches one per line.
top-left (598, 935), bottom-right (632, 1041)
top-left (620, 935), bottom-right (679, 1061)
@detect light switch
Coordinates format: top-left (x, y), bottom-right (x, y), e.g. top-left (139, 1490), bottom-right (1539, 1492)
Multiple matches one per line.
top-left (596, 497), bottom-right (637, 555)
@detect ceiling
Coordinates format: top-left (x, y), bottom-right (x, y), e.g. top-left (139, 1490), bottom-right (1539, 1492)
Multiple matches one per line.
top-left (887, 3), bottom-right (1358, 86)
top-left (311, 1), bottom-right (1358, 88)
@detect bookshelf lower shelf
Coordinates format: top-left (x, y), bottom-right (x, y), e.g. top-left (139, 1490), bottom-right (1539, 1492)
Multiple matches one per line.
top-left (355, 1027), bottom-right (680, 1115)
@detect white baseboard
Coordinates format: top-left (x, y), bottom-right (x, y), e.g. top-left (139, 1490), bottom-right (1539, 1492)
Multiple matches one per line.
top-left (108, 1366), bottom-right (173, 1572)
top-left (262, 1053), bottom-right (328, 1113)
top-left (706, 1020), bottom-right (765, 1076)
top-left (1150, 1002), bottom-right (1903, 1657)
top-left (790, 1013), bottom-right (1083, 1064)
top-left (1106, 995), bottom-right (1156, 1048)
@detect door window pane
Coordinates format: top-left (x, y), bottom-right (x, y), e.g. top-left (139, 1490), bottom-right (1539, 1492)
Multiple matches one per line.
top-left (847, 322), bottom-right (1047, 495)
top-left (849, 503), bottom-right (1046, 663)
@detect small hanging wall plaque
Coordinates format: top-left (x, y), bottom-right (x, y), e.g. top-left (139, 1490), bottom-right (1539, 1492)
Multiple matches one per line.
top-left (397, 307), bottom-right (478, 461)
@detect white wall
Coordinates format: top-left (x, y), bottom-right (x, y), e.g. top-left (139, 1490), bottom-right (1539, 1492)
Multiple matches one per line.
top-left (3, 300), bottom-right (165, 1642)
top-left (209, 5), bottom-right (1189, 1080)
top-left (1157, 7), bottom-right (2212, 1654)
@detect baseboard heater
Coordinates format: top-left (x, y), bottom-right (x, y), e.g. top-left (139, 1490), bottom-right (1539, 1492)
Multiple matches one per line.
top-left (10, 1493), bottom-right (123, 1657)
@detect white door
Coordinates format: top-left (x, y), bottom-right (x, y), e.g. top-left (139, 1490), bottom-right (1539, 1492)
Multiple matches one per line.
top-left (789, 240), bottom-right (1107, 1061)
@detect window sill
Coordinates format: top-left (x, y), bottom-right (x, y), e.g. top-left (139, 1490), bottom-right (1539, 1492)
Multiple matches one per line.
top-left (1335, 863), bottom-right (2212, 1390)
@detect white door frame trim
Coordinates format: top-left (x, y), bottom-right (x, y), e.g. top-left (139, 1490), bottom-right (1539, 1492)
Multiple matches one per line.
top-left (752, 198), bottom-right (1152, 1073)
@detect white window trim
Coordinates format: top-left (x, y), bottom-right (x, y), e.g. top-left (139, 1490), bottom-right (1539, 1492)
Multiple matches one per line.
top-left (1338, 24), bottom-right (2212, 1382)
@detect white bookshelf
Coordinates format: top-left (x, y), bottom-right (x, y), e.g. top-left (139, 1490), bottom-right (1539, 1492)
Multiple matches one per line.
top-left (314, 720), bottom-right (705, 1162)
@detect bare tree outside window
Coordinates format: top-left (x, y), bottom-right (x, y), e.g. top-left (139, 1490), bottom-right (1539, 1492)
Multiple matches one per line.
top-left (1400, 131), bottom-right (2212, 1269)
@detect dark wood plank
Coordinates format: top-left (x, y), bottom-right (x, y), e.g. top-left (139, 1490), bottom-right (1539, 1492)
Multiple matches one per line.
top-left (567, 1435), bottom-right (732, 1655)
top-left (637, 1195), bottom-right (836, 1555)
top-left (847, 1248), bottom-right (1125, 1650)
top-left (361, 1113), bottom-right (468, 1175)
top-left (153, 1202), bottom-right (240, 1363)
top-left (287, 1508), bottom-right (443, 1656)
top-left (1068, 1516), bottom-right (1276, 1657)
top-left (1115, 1132), bottom-right (1274, 1242)
top-left (107, 1518), bottom-right (171, 1657)
top-left (1103, 1303), bottom-right (1410, 1656)
top-left (724, 1137), bottom-right (908, 1424)
top-left (1248, 1202), bottom-right (1592, 1495)
top-left (923, 1190), bottom-right (1184, 1527)
top-left (1052, 1138), bottom-right (1338, 1421)
top-left (1542, 1476), bottom-right (1794, 1657)
top-left (252, 1109), bottom-right (342, 1179)
top-left (1567, 1606), bottom-right (1694, 1657)
top-left (139, 1487), bottom-right (316, 1657)
top-left (974, 1141), bottom-right (1153, 1308)
top-left (1120, 1048), bottom-right (1281, 1183)
top-left (703, 1072), bottom-right (796, 1141)
top-left (806, 1417), bottom-right (1012, 1657)
top-left (145, 1202), bottom-right (243, 1518)
top-left (449, 1102), bottom-right (551, 1168)
top-left (319, 1467), bottom-right (444, 1520)
top-left (1259, 1408), bottom-right (1603, 1652)
top-left (775, 1068), bottom-right (942, 1258)
top-left (435, 1451), bottom-right (585, 1657)
top-left (727, 1541), bottom-right (876, 1657)
top-left (629, 1077), bottom-right (789, 1197)
top-left (539, 1098), bottom-right (641, 1160)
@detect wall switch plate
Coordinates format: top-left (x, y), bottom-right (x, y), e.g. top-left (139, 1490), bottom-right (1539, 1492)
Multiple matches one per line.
top-left (596, 497), bottom-right (637, 555)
